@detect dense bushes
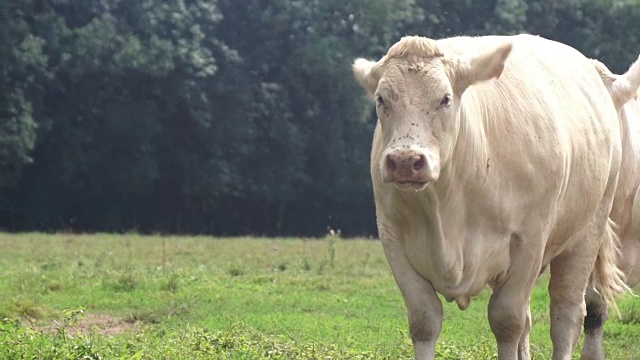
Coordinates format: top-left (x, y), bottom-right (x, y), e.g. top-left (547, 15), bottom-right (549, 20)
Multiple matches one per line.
top-left (2, 0), bottom-right (640, 236)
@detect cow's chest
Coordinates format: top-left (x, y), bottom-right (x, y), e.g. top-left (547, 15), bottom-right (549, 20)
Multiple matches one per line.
top-left (400, 215), bottom-right (511, 307)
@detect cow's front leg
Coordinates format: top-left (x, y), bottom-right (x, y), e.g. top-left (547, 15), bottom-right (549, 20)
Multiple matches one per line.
top-left (489, 235), bottom-right (541, 360)
top-left (381, 239), bottom-right (443, 360)
top-left (489, 281), bottom-right (536, 360)
top-left (517, 305), bottom-right (531, 360)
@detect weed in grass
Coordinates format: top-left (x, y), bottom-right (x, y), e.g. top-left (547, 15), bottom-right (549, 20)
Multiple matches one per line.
top-left (126, 301), bottom-right (191, 325)
top-left (45, 281), bottom-right (63, 292)
top-left (308, 277), bottom-right (331, 292)
top-left (161, 273), bottom-right (181, 293)
top-left (65, 335), bottom-right (102, 359)
top-left (316, 259), bottom-right (329, 275)
top-left (325, 227), bottom-right (340, 268)
top-left (54, 308), bottom-right (85, 338)
top-left (618, 300), bottom-right (640, 325)
top-left (228, 263), bottom-right (246, 277)
top-left (166, 301), bottom-right (191, 319)
top-left (435, 338), bottom-right (498, 360)
top-left (300, 256), bottom-right (312, 271)
top-left (1, 311), bottom-right (105, 360)
top-left (363, 250), bottom-right (371, 269)
top-left (93, 251), bottom-right (110, 269)
top-left (275, 261), bottom-right (288, 272)
top-left (125, 310), bottom-right (162, 325)
top-left (39, 260), bottom-right (60, 271)
top-left (11, 299), bottom-right (54, 321)
top-left (105, 272), bottom-right (139, 292)
top-left (251, 275), bottom-right (275, 285)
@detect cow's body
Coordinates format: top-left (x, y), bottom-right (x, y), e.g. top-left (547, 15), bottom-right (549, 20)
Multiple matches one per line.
top-left (353, 34), bottom-right (626, 360)
top-left (581, 57), bottom-right (640, 360)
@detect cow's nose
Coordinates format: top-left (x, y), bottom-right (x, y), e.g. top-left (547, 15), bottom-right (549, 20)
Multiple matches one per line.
top-left (384, 151), bottom-right (435, 184)
top-left (386, 153), bottom-right (425, 174)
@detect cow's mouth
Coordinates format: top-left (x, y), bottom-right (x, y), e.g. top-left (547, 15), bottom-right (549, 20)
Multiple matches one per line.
top-left (394, 180), bottom-right (429, 191)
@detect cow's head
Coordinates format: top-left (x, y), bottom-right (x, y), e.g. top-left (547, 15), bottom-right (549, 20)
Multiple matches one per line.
top-left (353, 36), bottom-right (512, 191)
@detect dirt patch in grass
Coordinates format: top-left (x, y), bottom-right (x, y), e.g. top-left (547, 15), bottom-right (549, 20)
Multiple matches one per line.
top-left (34, 313), bottom-right (139, 336)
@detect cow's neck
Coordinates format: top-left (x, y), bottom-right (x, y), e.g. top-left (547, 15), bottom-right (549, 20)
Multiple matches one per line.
top-left (438, 100), bottom-right (491, 195)
top-left (403, 102), bottom-right (494, 295)
top-left (398, 165), bottom-right (506, 305)
top-left (424, 184), bottom-right (467, 283)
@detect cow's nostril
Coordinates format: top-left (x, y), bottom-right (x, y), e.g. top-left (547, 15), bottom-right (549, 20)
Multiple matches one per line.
top-left (386, 155), bottom-right (398, 172)
top-left (413, 155), bottom-right (425, 171)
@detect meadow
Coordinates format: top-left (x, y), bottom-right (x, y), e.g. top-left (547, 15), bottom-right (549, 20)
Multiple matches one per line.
top-left (0, 232), bottom-right (638, 359)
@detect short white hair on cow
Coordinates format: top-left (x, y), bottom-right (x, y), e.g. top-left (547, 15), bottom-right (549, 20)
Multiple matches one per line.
top-left (353, 36), bottom-right (513, 99)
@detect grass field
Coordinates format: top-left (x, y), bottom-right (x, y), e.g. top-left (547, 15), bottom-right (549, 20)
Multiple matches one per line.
top-left (0, 232), bottom-right (638, 359)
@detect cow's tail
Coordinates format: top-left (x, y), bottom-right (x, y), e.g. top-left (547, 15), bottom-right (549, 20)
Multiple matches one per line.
top-left (593, 219), bottom-right (630, 315)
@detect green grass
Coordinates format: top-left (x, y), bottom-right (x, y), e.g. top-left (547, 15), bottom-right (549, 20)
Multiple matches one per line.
top-left (0, 232), bottom-right (638, 359)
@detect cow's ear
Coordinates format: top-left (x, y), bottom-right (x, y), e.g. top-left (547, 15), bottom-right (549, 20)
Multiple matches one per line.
top-left (454, 41), bottom-right (513, 92)
top-left (612, 55), bottom-right (640, 106)
top-left (353, 58), bottom-right (382, 99)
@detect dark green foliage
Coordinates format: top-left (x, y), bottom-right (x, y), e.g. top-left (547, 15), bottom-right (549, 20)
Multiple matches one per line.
top-left (2, 1), bottom-right (640, 236)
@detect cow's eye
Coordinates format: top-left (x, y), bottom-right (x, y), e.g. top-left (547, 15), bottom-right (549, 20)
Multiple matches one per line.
top-left (440, 94), bottom-right (452, 107)
top-left (376, 94), bottom-right (385, 107)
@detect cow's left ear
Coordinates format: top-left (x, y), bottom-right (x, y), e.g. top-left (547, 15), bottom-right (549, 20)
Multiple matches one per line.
top-left (353, 58), bottom-right (383, 99)
top-left (454, 41), bottom-right (513, 92)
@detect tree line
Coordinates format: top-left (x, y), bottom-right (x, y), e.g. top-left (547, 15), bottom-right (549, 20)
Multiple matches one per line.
top-left (2, 0), bottom-right (640, 237)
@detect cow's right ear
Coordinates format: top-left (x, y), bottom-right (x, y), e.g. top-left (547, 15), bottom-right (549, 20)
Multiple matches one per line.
top-left (611, 55), bottom-right (640, 106)
top-left (453, 41), bottom-right (513, 93)
top-left (353, 58), bottom-right (382, 99)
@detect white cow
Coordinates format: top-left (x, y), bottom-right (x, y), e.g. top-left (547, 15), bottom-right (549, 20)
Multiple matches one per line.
top-left (581, 57), bottom-right (640, 360)
top-left (352, 34), bottom-right (627, 360)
